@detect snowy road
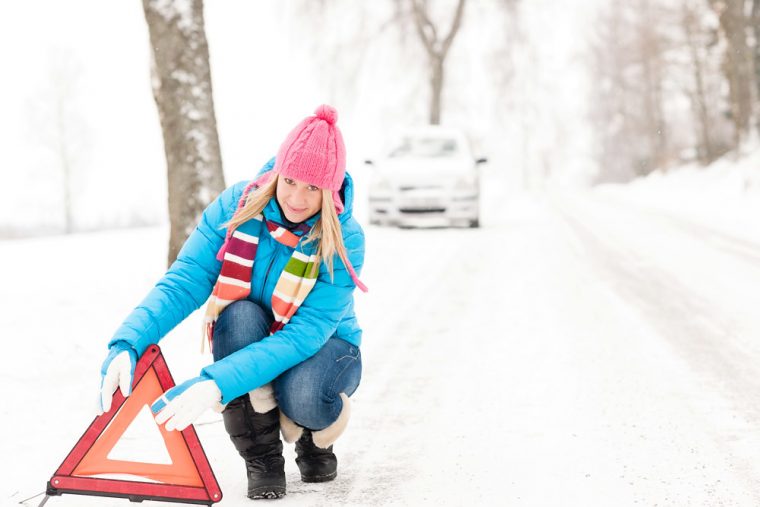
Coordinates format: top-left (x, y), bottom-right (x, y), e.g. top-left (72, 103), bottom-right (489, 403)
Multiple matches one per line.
top-left (5, 182), bottom-right (760, 506)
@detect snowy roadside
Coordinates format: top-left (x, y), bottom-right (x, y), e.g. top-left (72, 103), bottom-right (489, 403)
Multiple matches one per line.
top-left (592, 147), bottom-right (760, 244)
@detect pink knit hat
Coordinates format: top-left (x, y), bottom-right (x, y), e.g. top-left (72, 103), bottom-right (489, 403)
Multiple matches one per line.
top-left (270, 104), bottom-right (347, 214)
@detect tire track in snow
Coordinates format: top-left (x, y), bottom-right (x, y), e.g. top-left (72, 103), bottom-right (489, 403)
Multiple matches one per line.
top-left (280, 226), bottom-right (478, 505)
top-left (341, 228), bottom-right (482, 505)
top-left (553, 195), bottom-right (760, 503)
top-left (592, 192), bottom-right (760, 268)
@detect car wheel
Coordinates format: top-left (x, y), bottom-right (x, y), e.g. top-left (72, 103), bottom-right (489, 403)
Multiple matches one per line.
top-left (468, 218), bottom-right (480, 228)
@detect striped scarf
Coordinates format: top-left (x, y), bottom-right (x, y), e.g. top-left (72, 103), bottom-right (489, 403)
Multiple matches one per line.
top-left (201, 213), bottom-right (319, 352)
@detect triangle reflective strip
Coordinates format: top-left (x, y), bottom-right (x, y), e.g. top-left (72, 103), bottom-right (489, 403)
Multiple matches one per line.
top-left (48, 346), bottom-right (223, 504)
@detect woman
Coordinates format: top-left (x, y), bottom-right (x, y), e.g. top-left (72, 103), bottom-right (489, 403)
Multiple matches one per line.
top-left (97, 105), bottom-right (367, 500)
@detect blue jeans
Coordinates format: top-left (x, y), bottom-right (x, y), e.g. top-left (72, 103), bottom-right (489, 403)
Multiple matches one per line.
top-left (213, 300), bottom-right (362, 431)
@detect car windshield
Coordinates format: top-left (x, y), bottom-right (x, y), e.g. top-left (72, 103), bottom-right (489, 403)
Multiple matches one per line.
top-left (388, 136), bottom-right (460, 158)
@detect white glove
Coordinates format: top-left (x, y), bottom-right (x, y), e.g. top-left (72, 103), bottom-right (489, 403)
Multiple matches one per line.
top-left (151, 375), bottom-right (223, 431)
top-left (98, 344), bottom-right (137, 415)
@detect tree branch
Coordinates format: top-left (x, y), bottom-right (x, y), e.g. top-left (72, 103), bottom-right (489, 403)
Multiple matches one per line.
top-left (410, 0), bottom-right (438, 58)
top-left (441, 0), bottom-right (466, 58)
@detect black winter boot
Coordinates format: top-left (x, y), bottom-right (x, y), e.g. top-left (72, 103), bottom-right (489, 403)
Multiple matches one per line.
top-left (222, 396), bottom-right (286, 499)
top-left (295, 429), bottom-right (338, 483)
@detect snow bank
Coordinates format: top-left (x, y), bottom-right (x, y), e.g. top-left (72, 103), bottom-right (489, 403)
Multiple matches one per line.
top-left (595, 147), bottom-right (760, 242)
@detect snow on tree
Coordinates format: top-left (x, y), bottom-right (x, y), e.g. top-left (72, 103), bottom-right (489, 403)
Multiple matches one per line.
top-left (142, 0), bottom-right (225, 266)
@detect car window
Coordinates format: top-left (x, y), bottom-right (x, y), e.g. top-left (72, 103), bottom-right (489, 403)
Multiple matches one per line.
top-left (389, 136), bottom-right (460, 158)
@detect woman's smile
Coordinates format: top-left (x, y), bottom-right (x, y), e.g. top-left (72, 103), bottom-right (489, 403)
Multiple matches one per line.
top-left (285, 203), bottom-right (307, 214)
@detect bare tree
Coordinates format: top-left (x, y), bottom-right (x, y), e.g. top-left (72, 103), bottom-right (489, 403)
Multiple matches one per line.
top-left (708, 0), bottom-right (755, 147)
top-left (29, 50), bottom-right (88, 234)
top-left (409, 0), bottom-right (466, 125)
top-left (142, 0), bottom-right (225, 266)
top-left (489, 0), bottom-right (521, 109)
top-left (681, 0), bottom-right (723, 163)
top-left (636, 0), bottom-right (669, 171)
top-left (753, 0), bottom-right (760, 131)
top-left (285, 1), bottom-right (403, 110)
top-left (590, 3), bottom-right (665, 180)
top-left (51, 58), bottom-right (80, 234)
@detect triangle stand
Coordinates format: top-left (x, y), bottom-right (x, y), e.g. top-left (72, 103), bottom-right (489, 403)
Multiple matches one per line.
top-left (42, 344), bottom-right (222, 506)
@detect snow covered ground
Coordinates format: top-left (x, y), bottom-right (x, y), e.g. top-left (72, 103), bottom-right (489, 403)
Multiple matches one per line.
top-left (3, 155), bottom-right (760, 506)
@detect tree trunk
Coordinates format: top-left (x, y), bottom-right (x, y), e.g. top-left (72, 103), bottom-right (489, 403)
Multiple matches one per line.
top-left (683, 3), bottom-right (715, 164)
top-left (711, 0), bottom-right (754, 147)
top-left (753, 0), bottom-right (760, 132)
top-left (142, 0), bottom-right (225, 266)
top-left (690, 45), bottom-right (715, 164)
top-left (430, 57), bottom-right (444, 125)
top-left (56, 95), bottom-right (74, 234)
top-left (638, 0), bottom-right (668, 172)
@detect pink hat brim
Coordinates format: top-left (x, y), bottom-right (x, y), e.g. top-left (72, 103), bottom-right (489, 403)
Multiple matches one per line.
top-left (332, 189), bottom-right (345, 214)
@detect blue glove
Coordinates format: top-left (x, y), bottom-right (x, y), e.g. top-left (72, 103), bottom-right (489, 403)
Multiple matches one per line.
top-left (151, 374), bottom-right (223, 431)
top-left (98, 341), bottom-right (137, 414)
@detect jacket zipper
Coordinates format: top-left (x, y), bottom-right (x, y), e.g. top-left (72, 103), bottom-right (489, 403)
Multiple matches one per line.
top-left (259, 241), bottom-right (280, 303)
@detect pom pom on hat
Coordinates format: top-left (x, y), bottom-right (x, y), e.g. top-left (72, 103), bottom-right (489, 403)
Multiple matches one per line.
top-left (314, 104), bottom-right (338, 125)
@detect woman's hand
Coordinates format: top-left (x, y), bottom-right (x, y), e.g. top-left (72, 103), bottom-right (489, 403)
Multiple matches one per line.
top-left (98, 342), bottom-right (137, 414)
top-left (151, 375), bottom-right (223, 431)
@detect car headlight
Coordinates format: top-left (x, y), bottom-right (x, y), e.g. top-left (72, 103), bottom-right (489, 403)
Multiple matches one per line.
top-left (371, 178), bottom-right (392, 192)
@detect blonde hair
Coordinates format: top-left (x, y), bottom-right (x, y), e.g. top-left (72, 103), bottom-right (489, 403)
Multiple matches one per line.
top-left (224, 174), bottom-right (351, 280)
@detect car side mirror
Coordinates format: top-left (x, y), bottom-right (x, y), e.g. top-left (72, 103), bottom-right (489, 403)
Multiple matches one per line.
top-left (364, 159), bottom-right (374, 166)
top-left (475, 157), bottom-right (488, 165)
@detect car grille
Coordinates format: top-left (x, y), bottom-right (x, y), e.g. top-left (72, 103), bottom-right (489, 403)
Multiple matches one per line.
top-left (399, 207), bottom-right (446, 214)
top-left (399, 185), bottom-right (443, 191)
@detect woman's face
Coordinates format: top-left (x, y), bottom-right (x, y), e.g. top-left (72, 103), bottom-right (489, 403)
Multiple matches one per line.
top-left (276, 176), bottom-right (323, 222)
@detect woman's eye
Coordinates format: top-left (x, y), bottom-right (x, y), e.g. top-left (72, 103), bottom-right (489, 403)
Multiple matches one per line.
top-left (284, 178), bottom-right (295, 185)
top-left (308, 185), bottom-right (319, 192)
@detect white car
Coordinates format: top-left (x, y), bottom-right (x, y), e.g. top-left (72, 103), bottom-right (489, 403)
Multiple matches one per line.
top-left (366, 127), bottom-right (486, 228)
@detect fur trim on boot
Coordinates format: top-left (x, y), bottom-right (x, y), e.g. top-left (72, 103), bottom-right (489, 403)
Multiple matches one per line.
top-left (279, 411), bottom-right (304, 443)
top-left (249, 382), bottom-right (277, 414)
top-left (312, 393), bottom-right (351, 449)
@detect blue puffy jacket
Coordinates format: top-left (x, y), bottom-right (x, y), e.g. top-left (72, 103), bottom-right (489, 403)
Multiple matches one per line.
top-left (109, 158), bottom-right (365, 403)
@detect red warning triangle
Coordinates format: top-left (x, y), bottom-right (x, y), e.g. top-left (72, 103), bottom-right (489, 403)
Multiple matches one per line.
top-left (47, 345), bottom-right (223, 504)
